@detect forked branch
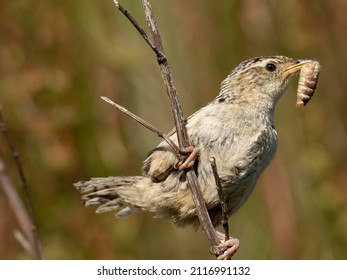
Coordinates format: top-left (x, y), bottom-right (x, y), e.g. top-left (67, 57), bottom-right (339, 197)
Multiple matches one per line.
top-left (113, 0), bottom-right (222, 254)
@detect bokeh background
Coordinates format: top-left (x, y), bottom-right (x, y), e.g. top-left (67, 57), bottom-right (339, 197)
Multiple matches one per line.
top-left (1, 0), bottom-right (346, 260)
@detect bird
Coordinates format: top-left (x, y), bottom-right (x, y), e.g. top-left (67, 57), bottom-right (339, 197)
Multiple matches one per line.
top-left (74, 55), bottom-right (318, 259)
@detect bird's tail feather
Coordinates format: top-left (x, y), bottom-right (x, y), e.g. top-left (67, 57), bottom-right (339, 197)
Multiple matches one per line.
top-left (74, 176), bottom-right (145, 218)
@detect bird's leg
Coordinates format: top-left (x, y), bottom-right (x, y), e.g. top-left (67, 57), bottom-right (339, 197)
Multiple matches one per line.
top-left (215, 231), bottom-right (240, 260)
top-left (174, 146), bottom-right (199, 170)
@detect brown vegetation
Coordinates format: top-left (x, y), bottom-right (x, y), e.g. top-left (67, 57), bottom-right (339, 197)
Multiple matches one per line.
top-left (1, 0), bottom-right (346, 259)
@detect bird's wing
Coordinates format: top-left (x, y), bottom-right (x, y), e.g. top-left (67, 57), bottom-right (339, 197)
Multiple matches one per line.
top-left (141, 103), bottom-right (220, 183)
top-left (142, 144), bottom-right (179, 182)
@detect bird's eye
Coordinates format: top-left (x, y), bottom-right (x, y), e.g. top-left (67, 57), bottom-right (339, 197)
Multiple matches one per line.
top-left (265, 63), bottom-right (276, 72)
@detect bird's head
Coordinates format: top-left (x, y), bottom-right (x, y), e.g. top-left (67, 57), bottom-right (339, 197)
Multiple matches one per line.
top-left (218, 56), bottom-right (317, 110)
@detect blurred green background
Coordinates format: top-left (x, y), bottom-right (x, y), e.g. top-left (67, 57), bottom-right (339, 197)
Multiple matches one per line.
top-left (1, 0), bottom-right (346, 260)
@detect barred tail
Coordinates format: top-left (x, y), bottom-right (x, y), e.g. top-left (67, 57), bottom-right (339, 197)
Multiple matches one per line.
top-left (74, 176), bottom-right (144, 218)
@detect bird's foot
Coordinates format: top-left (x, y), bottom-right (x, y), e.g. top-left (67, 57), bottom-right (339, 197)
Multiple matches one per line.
top-left (174, 146), bottom-right (199, 170)
top-left (212, 231), bottom-right (240, 260)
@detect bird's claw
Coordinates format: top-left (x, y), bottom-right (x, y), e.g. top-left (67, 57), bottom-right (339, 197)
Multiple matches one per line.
top-left (212, 231), bottom-right (240, 260)
top-left (215, 237), bottom-right (240, 260)
top-left (174, 146), bottom-right (199, 170)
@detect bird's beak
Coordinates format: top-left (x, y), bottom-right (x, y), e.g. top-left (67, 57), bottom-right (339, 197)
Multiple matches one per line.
top-left (284, 59), bottom-right (315, 77)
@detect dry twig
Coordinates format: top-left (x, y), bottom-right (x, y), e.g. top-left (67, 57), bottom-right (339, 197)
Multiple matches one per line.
top-left (0, 109), bottom-right (43, 259)
top-left (113, 0), bottom-right (222, 254)
top-left (101, 96), bottom-right (181, 158)
top-left (210, 157), bottom-right (230, 242)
